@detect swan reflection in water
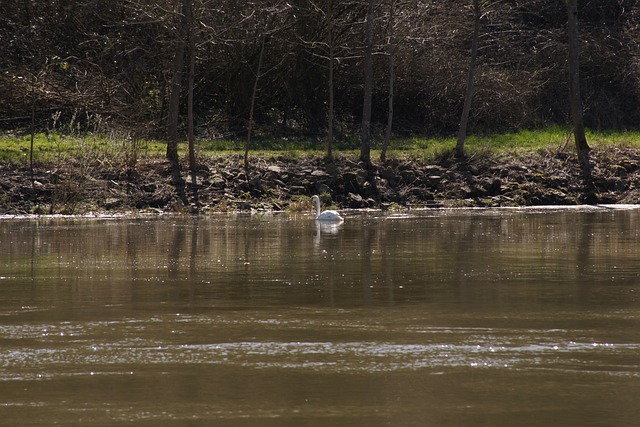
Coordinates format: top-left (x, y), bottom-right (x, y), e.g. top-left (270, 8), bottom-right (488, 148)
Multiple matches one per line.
top-left (313, 214), bottom-right (344, 246)
top-left (313, 215), bottom-right (343, 246)
top-left (310, 195), bottom-right (344, 246)
top-left (316, 220), bottom-right (343, 234)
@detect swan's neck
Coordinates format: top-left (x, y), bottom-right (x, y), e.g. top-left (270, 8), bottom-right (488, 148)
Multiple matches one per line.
top-left (314, 198), bottom-right (321, 216)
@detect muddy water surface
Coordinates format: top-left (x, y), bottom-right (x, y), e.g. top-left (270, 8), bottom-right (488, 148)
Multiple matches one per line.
top-left (1, 208), bottom-right (639, 426)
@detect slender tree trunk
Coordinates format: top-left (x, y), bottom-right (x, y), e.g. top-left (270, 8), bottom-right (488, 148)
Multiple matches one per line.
top-left (187, 55), bottom-right (195, 182)
top-left (245, 34), bottom-right (266, 171)
top-left (29, 74), bottom-right (36, 184)
top-left (159, 72), bottom-right (168, 123)
top-left (361, 0), bottom-right (375, 167)
top-left (566, 0), bottom-right (595, 202)
top-left (166, 0), bottom-right (190, 163)
top-left (380, 51), bottom-right (393, 162)
top-left (381, 0), bottom-right (396, 163)
top-left (455, 0), bottom-right (480, 158)
top-left (567, 0), bottom-right (590, 166)
top-left (186, 0), bottom-right (195, 185)
top-left (327, 0), bottom-right (334, 160)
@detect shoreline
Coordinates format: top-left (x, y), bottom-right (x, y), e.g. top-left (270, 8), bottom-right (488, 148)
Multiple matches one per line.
top-left (2, 146), bottom-right (640, 216)
top-left (2, 203), bottom-right (640, 222)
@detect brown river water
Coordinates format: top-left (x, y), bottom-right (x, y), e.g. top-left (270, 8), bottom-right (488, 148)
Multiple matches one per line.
top-left (1, 207), bottom-right (639, 426)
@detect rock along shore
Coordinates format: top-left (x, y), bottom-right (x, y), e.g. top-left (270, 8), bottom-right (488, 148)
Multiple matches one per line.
top-left (1, 146), bottom-right (640, 215)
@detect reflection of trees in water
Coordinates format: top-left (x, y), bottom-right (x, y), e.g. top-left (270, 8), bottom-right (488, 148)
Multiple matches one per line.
top-left (314, 211), bottom-right (640, 307)
top-left (4, 210), bottom-right (639, 308)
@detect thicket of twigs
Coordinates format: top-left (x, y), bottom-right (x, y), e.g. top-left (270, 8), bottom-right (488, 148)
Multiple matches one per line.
top-left (2, 1), bottom-right (639, 141)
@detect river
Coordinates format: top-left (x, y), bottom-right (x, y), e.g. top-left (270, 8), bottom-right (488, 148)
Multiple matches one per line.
top-left (1, 207), bottom-right (639, 426)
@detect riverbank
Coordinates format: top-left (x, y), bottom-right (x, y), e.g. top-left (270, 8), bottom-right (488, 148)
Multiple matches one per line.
top-left (2, 145), bottom-right (640, 215)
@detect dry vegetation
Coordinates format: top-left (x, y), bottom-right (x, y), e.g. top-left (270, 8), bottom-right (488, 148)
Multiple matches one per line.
top-left (2, 144), bottom-right (640, 215)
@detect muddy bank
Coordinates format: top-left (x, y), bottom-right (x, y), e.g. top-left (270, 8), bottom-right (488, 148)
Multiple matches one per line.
top-left (2, 146), bottom-right (640, 215)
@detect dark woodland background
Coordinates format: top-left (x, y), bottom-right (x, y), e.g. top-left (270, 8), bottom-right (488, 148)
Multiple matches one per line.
top-left (2, 0), bottom-right (639, 141)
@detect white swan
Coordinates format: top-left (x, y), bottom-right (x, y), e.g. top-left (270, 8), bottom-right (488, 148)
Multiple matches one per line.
top-left (311, 195), bottom-right (344, 222)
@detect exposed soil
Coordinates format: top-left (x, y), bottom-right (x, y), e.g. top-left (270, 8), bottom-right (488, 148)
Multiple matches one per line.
top-left (2, 146), bottom-right (640, 215)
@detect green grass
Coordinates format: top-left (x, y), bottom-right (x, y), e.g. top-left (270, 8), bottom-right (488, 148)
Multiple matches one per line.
top-left (400, 125), bottom-right (573, 154)
top-left (0, 132), bottom-right (167, 162)
top-left (2, 127), bottom-right (640, 164)
top-left (467, 126), bottom-right (640, 152)
top-left (584, 129), bottom-right (640, 146)
top-left (395, 126), bottom-right (640, 159)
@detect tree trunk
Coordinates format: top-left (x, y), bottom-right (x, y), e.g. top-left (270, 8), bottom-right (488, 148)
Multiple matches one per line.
top-left (186, 0), bottom-right (195, 185)
top-left (455, 0), bottom-right (480, 158)
top-left (380, 51), bottom-right (393, 163)
top-left (326, 0), bottom-right (334, 161)
top-left (245, 34), bottom-right (266, 171)
top-left (567, 0), bottom-right (595, 202)
top-left (166, 0), bottom-right (190, 163)
top-left (29, 73), bottom-right (36, 184)
top-left (361, 0), bottom-right (375, 167)
top-left (381, 0), bottom-right (396, 163)
top-left (567, 0), bottom-right (590, 166)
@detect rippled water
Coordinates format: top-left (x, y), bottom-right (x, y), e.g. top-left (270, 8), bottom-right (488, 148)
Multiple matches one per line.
top-left (1, 208), bottom-right (639, 426)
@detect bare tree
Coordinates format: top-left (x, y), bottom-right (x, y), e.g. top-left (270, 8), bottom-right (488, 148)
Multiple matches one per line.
top-left (566, 0), bottom-right (590, 168)
top-left (380, 0), bottom-right (402, 162)
top-left (166, 0), bottom-right (190, 163)
top-left (327, 0), bottom-right (336, 160)
top-left (244, 34), bottom-right (266, 171)
top-left (238, 2), bottom-right (295, 170)
top-left (186, 0), bottom-right (196, 184)
top-left (361, 0), bottom-right (375, 167)
top-left (566, 0), bottom-right (595, 202)
top-left (455, 0), bottom-right (480, 158)
top-left (297, 0), bottom-right (360, 160)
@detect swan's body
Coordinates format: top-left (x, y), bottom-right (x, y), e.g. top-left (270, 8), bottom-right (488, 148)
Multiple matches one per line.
top-left (311, 195), bottom-right (343, 222)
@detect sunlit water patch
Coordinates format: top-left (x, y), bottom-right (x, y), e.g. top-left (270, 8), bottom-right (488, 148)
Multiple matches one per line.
top-left (1, 318), bottom-right (638, 377)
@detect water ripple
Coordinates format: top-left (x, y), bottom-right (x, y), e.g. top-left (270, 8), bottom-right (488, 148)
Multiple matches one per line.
top-left (1, 337), bottom-right (638, 377)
